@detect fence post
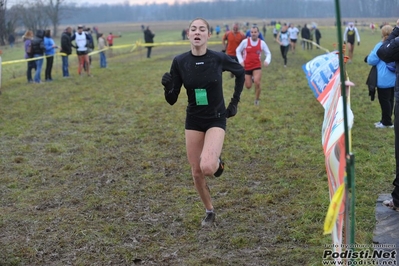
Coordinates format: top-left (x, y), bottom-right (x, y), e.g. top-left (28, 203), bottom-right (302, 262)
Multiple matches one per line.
top-left (0, 52), bottom-right (2, 90)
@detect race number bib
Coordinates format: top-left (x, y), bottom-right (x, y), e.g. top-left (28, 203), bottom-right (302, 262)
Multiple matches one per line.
top-left (194, 88), bottom-right (208, 105)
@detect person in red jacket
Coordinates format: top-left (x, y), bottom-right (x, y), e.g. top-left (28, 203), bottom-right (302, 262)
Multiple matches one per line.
top-left (106, 32), bottom-right (121, 47)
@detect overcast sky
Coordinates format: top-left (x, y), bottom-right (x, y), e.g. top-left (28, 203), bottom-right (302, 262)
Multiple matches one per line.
top-left (5, 0), bottom-right (210, 6)
top-left (5, 0), bottom-right (176, 6)
top-left (82, 0), bottom-right (171, 4)
top-left (80, 0), bottom-right (202, 5)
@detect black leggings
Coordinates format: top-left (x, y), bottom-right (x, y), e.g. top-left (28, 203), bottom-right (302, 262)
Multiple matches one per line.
top-left (45, 56), bottom-right (54, 80)
top-left (280, 45), bottom-right (289, 65)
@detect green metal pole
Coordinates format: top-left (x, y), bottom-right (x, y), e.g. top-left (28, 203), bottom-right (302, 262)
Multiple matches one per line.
top-left (333, 0), bottom-right (355, 250)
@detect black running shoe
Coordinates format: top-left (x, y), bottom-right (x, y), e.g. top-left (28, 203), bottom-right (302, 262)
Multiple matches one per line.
top-left (201, 212), bottom-right (216, 227)
top-left (214, 157), bottom-right (224, 177)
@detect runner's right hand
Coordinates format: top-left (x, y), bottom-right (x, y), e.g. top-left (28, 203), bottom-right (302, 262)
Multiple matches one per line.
top-left (161, 72), bottom-right (172, 91)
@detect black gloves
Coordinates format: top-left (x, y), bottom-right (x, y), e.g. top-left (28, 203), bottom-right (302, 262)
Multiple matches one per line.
top-left (358, 41), bottom-right (360, 46)
top-left (226, 98), bottom-right (239, 118)
top-left (161, 72), bottom-right (172, 91)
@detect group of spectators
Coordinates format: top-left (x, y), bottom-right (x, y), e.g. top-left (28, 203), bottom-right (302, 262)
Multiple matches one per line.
top-left (22, 29), bottom-right (58, 83)
top-left (21, 26), bottom-right (124, 83)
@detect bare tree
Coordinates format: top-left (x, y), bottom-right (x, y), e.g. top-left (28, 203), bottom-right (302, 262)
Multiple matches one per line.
top-left (16, 1), bottom-right (49, 34)
top-left (41, 0), bottom-right (70, 37)
top-left (6, 6), bottom-right (21, 35)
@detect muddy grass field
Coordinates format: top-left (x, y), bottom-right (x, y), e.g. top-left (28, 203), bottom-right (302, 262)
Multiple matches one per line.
top-left (0, 17), bottom-right (397, 265)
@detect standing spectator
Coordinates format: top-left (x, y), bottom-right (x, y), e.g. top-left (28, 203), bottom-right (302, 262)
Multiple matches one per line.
top-left (215, 25), bottom-right (221, 38)
top-left (276, 23), bottom-right (290, 67)
top-left (314, 26), bottom-right (322, 48)
top-left (236, 25), bottom-right (272, 106)
top-left (343, 22), bottom-right (360, 63)
top-left (106, 32), bottom-right (121, 58)
top-left (60, 27), bottom-right (73, 78)
top-left (301, 23), bottom-right (311, 50)
top-left (106, 32), bottom-right (121, 47)
top-left (182, 28), bottom-right (187, 40)
top-left (93, 26), bottom-right (99, 42)
top-left (161, 17), bottom-right (244, 227)
top-left (8, 33), bottom-right (15, 48)
top-left (22, 30), bottom-right (36, 83)
top-left (367, 25), bottom-right (395, 128)
top-left (71, 25), bottom-right (92, 76)
top-left (31, 29), bottom-right (46, 83)
top-left (143, 26), bottom-right (155, 58)
top-left (44, 29), bottom-right (58, 82)
top-left (376, 18), bottom-right (399, 211)
top-left (98, 33), bottom-right (108, 68)
top-left (370, 23), bottom-right (375, 34)
top-left (262, 23), bottom-right (267, 37)
top-left (309, 26), bottom-right (314, 50)
top-left (287, 23), bottom-right (300, 54)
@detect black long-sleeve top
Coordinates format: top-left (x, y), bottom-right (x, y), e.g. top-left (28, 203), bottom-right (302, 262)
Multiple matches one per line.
top-left (164, 49), bottom-right (244, 119)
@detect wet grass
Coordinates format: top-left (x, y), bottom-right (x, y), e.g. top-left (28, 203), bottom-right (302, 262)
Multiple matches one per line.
top-left (0, 20), bottom-right (395, 265)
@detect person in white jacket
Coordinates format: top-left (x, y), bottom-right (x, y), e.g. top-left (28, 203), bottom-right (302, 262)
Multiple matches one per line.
top-left (236, 25), bottom-right (271, 106)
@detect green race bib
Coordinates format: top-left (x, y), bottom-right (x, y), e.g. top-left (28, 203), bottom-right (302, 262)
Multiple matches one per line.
top-left (194, 88), bottom-right (208, 105)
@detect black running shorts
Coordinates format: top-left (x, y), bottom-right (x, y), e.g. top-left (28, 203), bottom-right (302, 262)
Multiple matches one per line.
top-left (185, 115), bottom-right (226, 132)
top-left (77, 50), bottom-right (88, 56)
top-left (245, 67), bottom-right (261, 75)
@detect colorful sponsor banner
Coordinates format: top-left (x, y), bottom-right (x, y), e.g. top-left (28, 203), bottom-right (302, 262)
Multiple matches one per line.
top-left (303, 53), bottom-right (354, 254)
top-left (302, 52), bottom-right (340, 108)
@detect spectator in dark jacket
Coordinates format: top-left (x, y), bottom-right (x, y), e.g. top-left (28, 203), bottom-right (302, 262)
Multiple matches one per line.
top-left (8, 34), bottom-right (15, 48)
top-left (22, 30), bottom-right (36, 83)
top-left (60, 27), bottom-right (72, 77)
top-left (144, 26), bottom-right (155, 58)
top-left (377, 18), bottom-right (399, 211)
top-left (31, 29), bottom-right (45, 83)
top-left (301, 24), bottom-right (311, 50)
top-left (314, 26), bottom-right (322, 48)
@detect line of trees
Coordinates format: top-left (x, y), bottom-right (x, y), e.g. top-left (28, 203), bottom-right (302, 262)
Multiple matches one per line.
top-left (64, 0), bottom-right (399, 23)
top-left (1, 0), bottom-right (399, 45)
top-left (0, 0), bottom-right (69, 45)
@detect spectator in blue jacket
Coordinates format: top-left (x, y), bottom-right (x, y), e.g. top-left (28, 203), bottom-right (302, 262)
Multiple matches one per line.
top-left (367, 24), bottom-right (396, 128)
top-left (215, 25), bottom-right (221, 38)
top-left (44, 29), bottom-right (58, 82)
